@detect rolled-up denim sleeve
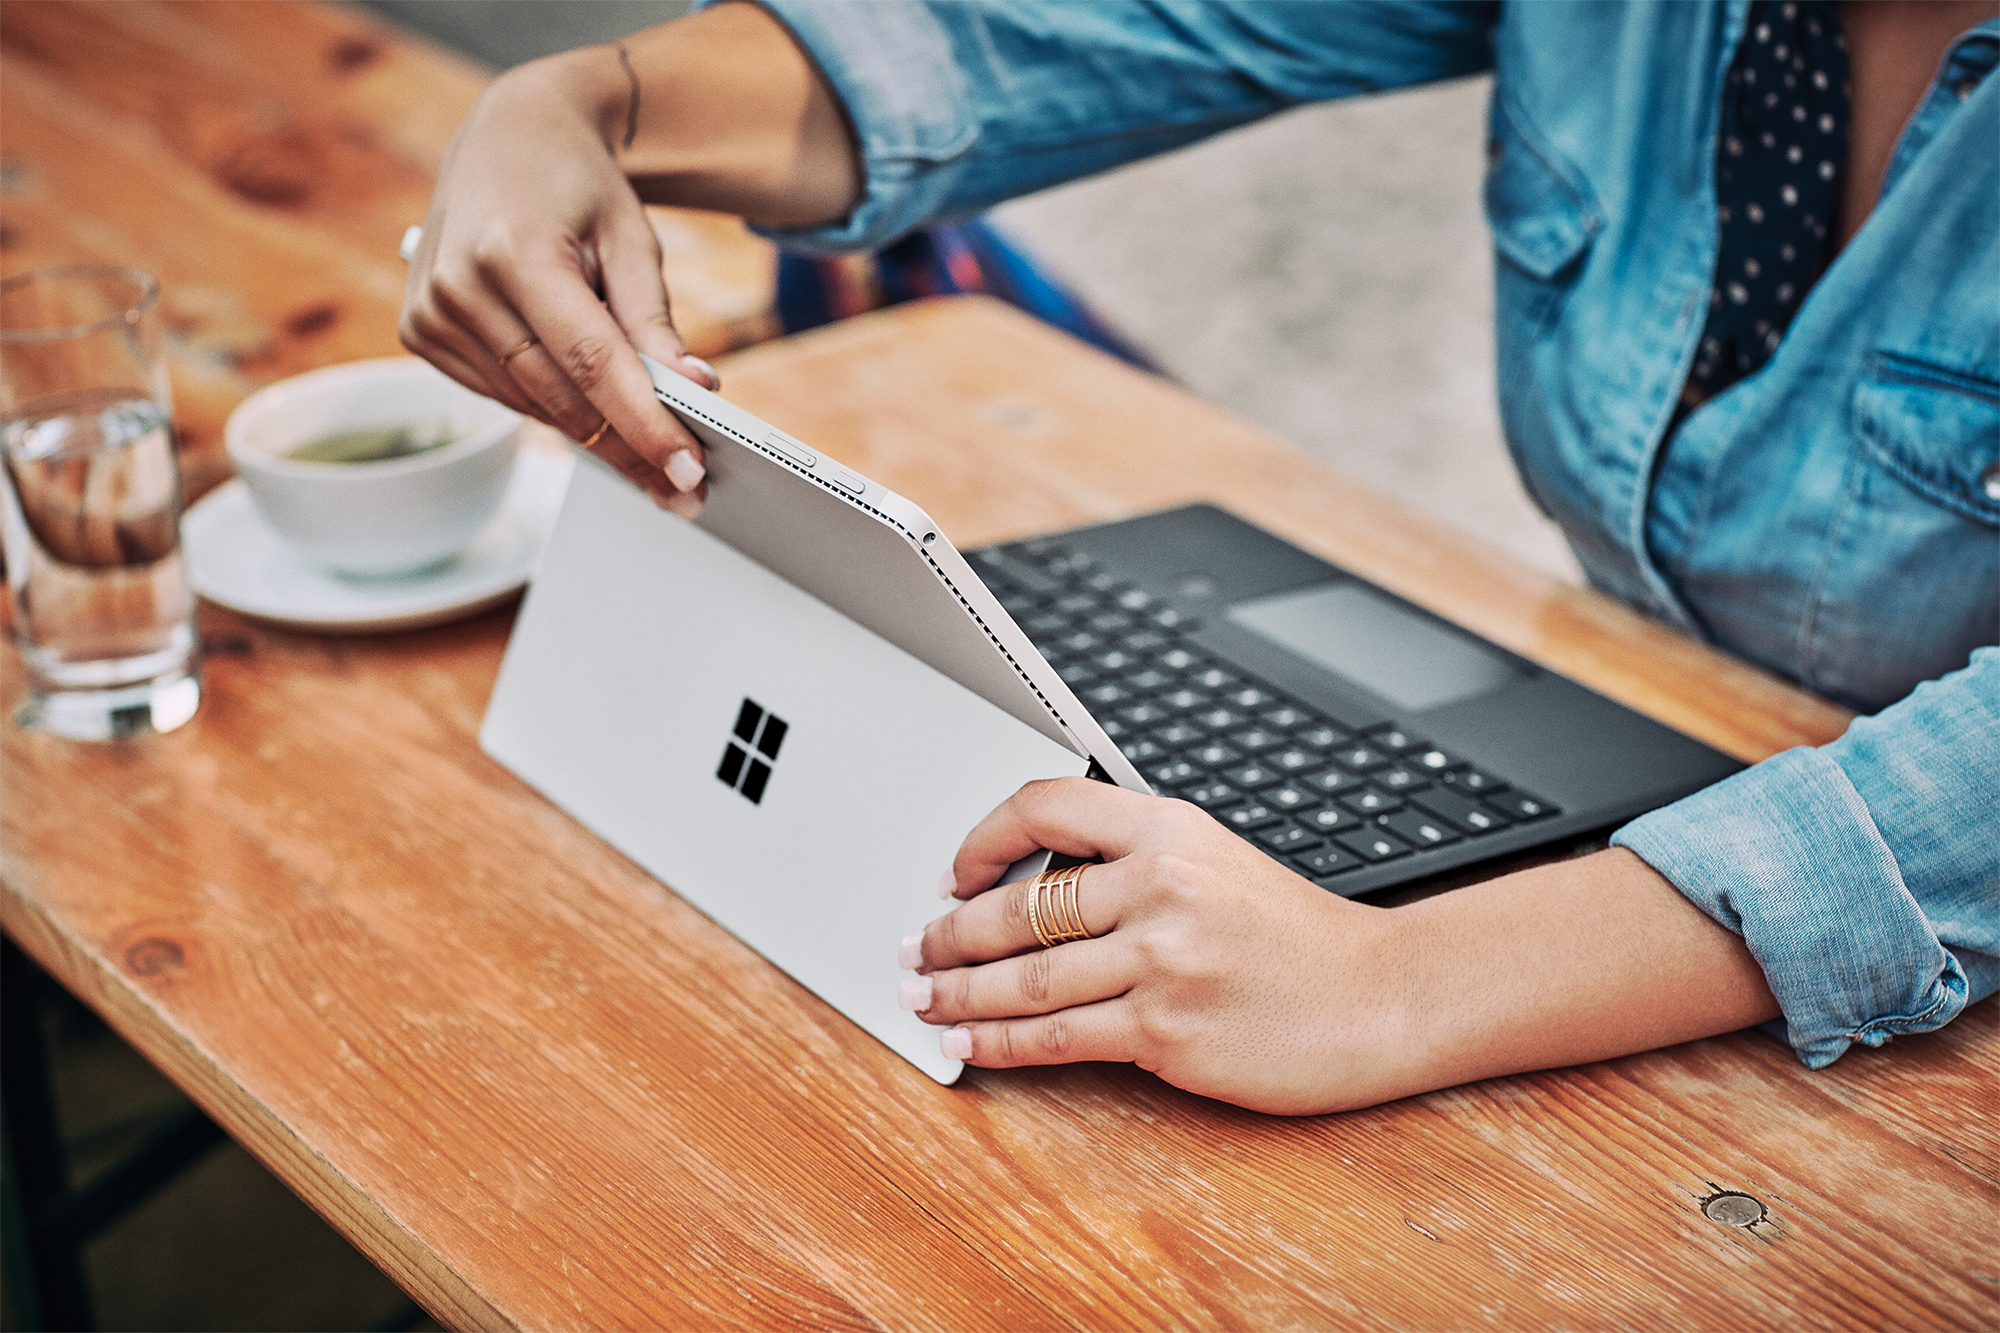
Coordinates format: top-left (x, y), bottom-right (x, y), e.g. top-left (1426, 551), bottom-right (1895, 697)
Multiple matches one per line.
top-left (737, 0), bottom-right (1498, 253)
top-left (1613, 647), bottom-right (2000, 1069)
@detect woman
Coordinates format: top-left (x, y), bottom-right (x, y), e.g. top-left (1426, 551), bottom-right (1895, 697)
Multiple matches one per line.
top-left (400, 0), bottom-right (1998, 1113)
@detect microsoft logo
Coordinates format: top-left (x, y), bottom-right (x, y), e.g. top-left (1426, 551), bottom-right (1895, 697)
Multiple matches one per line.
top-left (717, 698), bottom-right (787, 804)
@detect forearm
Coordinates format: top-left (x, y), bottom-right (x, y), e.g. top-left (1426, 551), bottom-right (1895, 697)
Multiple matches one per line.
top-left (1392, 848), bottom-right (1779, 1096)
top-left (488, 2), bottom-right (860, 227)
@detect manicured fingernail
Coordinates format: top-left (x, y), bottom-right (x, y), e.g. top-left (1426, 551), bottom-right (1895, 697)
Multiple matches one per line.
top-left (897, 933), bottom-right (924, 970)
top-left (665, 449), bottom-right (705, 491)
top-left (898, 975), bottom-right (932, 1012)
top-left (940, 1028), bottom-right (972, 1060)
top-left (937, 871), bottom-right (956, 899)
top-left (681, 355), bottom-right (720, 389)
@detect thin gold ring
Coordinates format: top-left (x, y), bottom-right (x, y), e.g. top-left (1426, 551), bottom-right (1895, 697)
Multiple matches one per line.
top-left (1026, 874), bottom-right (1052, 949)
top-left (499, 336), bottom-right (539, 365)
top-left (577, 418), bottom-right (613, 450)
top-left (1026, 865), bottom-right (1093, 948)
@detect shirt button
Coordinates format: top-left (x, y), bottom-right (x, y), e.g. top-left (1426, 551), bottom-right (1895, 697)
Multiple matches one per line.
top-left (1982, 461), bottom-right (2000, 502)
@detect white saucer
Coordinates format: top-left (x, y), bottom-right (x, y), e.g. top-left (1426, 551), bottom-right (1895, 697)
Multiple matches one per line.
top-left (184, 446), bottom-right (574, 634)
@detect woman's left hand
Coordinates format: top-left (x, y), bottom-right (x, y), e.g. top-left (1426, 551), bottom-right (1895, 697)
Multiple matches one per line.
top-left (899, 777), bottom-right (1423, 1115)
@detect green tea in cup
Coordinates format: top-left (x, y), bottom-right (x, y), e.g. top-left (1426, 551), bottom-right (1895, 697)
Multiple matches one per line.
top-left (289, 420), bottom-right (453, 464)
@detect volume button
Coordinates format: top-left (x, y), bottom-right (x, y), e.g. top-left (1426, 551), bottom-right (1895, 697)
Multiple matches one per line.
top-left (763, 432), bottom-right (817, 469)
top-left (824, 466), bottom-right (864, 495)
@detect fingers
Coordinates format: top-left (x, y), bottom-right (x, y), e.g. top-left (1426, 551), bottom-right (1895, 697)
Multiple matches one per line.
top-left (940, 998), bottom-right (1138, 1068)
top-left (600, 210), bottom-right (719, 391)
top-left (919, 860), bottom-right (1122, 972)
top-left (945, 779), bottom-right (1196, 899)
top-left (912, 933), bottom-right (1135, 1030)
top-left (591, 429), bottom-right (702, 513)
top-left (491, 235), bottom-right (707, 475)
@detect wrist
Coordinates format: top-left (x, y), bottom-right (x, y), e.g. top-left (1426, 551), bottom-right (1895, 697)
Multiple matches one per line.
top-left (500, 49), bottom-right (633, 153)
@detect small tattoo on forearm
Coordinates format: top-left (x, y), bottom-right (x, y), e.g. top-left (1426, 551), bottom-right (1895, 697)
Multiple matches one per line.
top-left (615, 41), bottom-right (640, 151)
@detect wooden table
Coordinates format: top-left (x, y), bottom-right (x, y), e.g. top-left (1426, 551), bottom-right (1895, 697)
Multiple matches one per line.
top-left (5, 4), bottom-right (1996, 1331)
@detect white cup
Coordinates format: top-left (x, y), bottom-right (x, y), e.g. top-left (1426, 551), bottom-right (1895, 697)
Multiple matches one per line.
top-left (225, 358), bottom-right (520, 577)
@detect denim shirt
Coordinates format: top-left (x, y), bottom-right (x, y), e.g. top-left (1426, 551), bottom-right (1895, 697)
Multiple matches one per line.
top-left (747, 0), bottom-right (2000, 1066)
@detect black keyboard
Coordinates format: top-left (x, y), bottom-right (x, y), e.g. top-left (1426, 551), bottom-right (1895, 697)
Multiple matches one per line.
top-left (967, 537), bottom-right (1561, 893)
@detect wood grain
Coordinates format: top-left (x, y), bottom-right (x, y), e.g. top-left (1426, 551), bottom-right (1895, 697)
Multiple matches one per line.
top-left (5, 295), bottom-right (1993, 1332)
top-left (0, 0), bottom-right (776, 501)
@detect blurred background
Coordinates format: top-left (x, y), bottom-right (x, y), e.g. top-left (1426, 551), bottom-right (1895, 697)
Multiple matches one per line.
top-left (4, 1), bottom-right (1575, 1329)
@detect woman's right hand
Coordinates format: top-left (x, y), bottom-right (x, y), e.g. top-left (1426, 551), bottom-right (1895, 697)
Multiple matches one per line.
top-left (399, 51), bottom-right (715, 515)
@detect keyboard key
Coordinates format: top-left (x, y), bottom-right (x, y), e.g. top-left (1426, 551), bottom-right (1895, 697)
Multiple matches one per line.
top-left (1120, 738), bottom-right (1167, 764)
top-left (1293, 846), bottom-right (1359, 877)
top-left (1380, 808), bottom-right (1460, 848)
top-left (1410, 747), bottom-right (1462, 773)
top-left (1087, 610), bottom-right (1135, 633)
top-left (1374, 765), bottom-right (1430, 792)
top-left (1181, 779), bottom-right (1240, 810)
top-left (1333, 829), bottom-right (1412, 863)
top-left (1058, 630), bottom-right (1100, 654)
top-left (1300, 805), bottom-right (1359, 833)
top-left (1117, 702), bottom-right (1171, 727)
top-left (1412, 788), bottom-right (1512, 834)
top-left (1368, 726), bottom-right (1426, 753)
top-left (1303, 768), bottom-right (1365, 796)
top-left (1152, 720), bottom-right (1204, 747)
top-left (1188, 666), bottom-right (1237, 691)
top-left (1128, 669), bottom-right (1173, 692)
top-left (1116, 588), bottom-right (1155, 611)
top-left (1188, 741), bottom-right (1242, 768)
top-left (1099, 717), bottom-right (1132, 740)
top-left (1149, 759), bottom-right (1201, 787)
top-left (1024, 611), bottom-right (1070, 636)
top-left (1223, 762), bottom-right (1284, 790)
top-left (1055, 593), bottom-right (1098, 615)
top-left (1082, 570), bottom-right (1124, 594)
top-left (1258, 824), bottom-right (1322, 854)
top-left (1227, 726), bottom-right (1285, 752)
top-left (1261, 705), bottom-right (1314, 730)
top-left (1227, 687), bottom-right (1275, 709)
top-left (1332, 743), bottom-right (1391, 772)
top-left (1340, 787), bottom-right (1403, 816)
top-left (1268, 747), bottom-right (1318, 772)
top-left (998, 592), bottom-right (1040, 617)
top-left (1091, 649), bottom-right (1136, 672)
top-left (1121, 630), bottom-right (1170, 653)
top-left (1442, 767), bottom-right (1508, 795)
top-left (1054, 661), bottom-right (1097, 687)
top-left (1266, 783), bottom-right (1317, 811)
top-left (1195, 707), bottom-right (1246, 731)
top-left (1084, 683), bottom-right (1130, 707)
top-left (1296, 725), bottom-right (1347, 749)
top-left (1158, 648), bottom-right (1200, 671)
top-left (1159, 688), bottom-right (1212, 713)
top-left (1486, 791), bottom-right (1558, 821)
top-left (1150, 607), bottom-right (1192, 629)
top-left (1222, 802), bottom-right (1284, 833)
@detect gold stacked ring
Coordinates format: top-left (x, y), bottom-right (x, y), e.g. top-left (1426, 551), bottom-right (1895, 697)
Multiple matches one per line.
top-left (1025, 864), bottom-right (1092, 949)
top-left (499, 336), bottom-right (539, 365)
top-left (577, 418), bottom-right (613, 450)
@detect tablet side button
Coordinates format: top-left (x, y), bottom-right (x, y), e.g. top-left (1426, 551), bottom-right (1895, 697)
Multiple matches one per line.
top-left (824, 465), bottom-right (864, 495)
top-left (763, 432), bottom-right (817, 469)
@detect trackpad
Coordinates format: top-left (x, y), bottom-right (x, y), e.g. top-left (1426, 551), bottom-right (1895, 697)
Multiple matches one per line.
top-left (1226, 582), bottom-right (1526, 713)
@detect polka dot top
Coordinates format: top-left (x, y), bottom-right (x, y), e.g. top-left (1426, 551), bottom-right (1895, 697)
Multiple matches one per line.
top-left (1688, 0), bottom-right (1852, 398)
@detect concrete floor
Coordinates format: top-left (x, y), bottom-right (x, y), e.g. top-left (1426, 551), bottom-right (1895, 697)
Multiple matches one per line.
top-left (11, 5), bottom-right (1582, 1330)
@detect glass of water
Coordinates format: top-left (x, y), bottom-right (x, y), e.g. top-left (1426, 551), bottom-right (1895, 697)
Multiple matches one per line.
top-left (1, 266), bottom-right (200, 739)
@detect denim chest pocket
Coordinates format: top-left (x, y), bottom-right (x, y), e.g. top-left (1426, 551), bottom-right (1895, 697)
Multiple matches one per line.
top-left (1483, 93), bottom-right (1602, 283)
top-left (1854, 353), bottom-right (2000, 527)
top-left (1799, 352), bottom-right (2000, 706)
